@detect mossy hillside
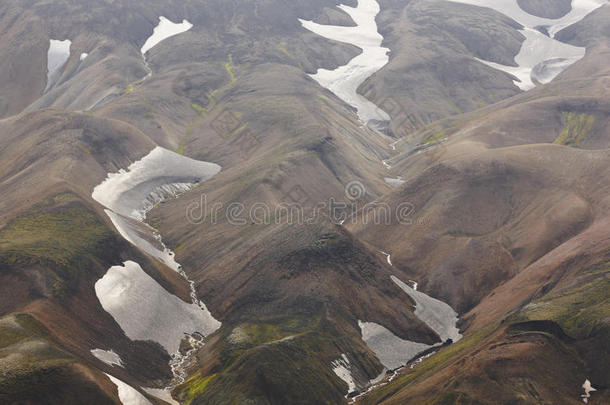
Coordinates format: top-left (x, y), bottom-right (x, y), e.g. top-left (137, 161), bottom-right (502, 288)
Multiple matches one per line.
top-left (420, 130), bottom-right (446, 145)
top-left (0, 313), bottom-right (49, 349)
top-left (190, 54), bottom-right (239, 115)
top-left (0, 193), bottom-right (122, 297)
top-left (0, 314), bottom-right (114, 405)
top-left (178, 315), bottom-right (377, 405)
top-left (518, 261), bottom-right (610, 339)
top-left (181, 373), bottom-right (218, 404)
top-left (0, 313), bottom-right (74, 397)
top-left (553, 112), bottom-right (595, 146)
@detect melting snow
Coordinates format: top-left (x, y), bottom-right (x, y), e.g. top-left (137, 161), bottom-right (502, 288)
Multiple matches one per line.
top-left (447, 0), bottom-right (607, 38)
top-left (299, 0), bottom-right (390, 124)
top-left (92, 146), bottom-right (222, 392)
top-left (95, 261), bottom-right (220, 355)
top-left (143, 388), bottom-right (180, 405)
top-left (331, 354), bottom-right (357, 395)
top-left (92, 146), bottom-right (220, 222)
top-left (91, 349), bottom-right (124, 367)
top-left (391, 275), bottom-right (461, 342)
top-left (104, 209), bottom-right (180, 271)
top-left (581, 379), bottom-right (597, 403)
top-left (141, 16), bottom-right (193, 54)
top-left (106, 373), bottom-right (152, 405)
top-left (475, 28), bottom-right (584, 90)
top-left (384, 177), bottom-right (405, 187)
top-left (45, 39), bottom-right (71, 93)
top-left (358, 321), bottom-right (431, 370)
top-left (381, 251), bottom-right (392, 266)
top-left (446, 0), bottom-right (607, 90)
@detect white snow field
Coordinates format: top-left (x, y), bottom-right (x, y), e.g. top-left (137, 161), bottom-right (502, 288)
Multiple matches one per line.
top-left (91, 349), bottom-right (124, 367)
top-left (447, 0), bottom-right (607, 90)
top-left (581, 379), bottom-right (597, 403)
top-left (384, 177), bottom-right (405, 187)
top-left (358, 321), bottom-right (431, 370)
top-left (331, 354), bottom-right (357, 395)
top-left (299, 0), bottom-right (391, 124)
top-left (475, 27), bottom-right (585, 90)
top-left (448, 0), bottom-right (607, 37)
top-left (391, 276), bottom-right (462, 343)
top-left (141, 16), bottom-right (193, 54)
top-left (143, 388), bottom-right (180, 405)
top-left (45, 39), bottom-right (71, 93)
top-left (105, 373), bottom-right (152, 405)
top-left (92, 146), bottom-right (220, 222)
top-left (95, 261), bottom-right (220, 355)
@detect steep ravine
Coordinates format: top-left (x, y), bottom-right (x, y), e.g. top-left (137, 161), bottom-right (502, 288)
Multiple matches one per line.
top-left (299, 1), bottom-right (463, 399)
top-left (91, 147), bottom-right (222, 404)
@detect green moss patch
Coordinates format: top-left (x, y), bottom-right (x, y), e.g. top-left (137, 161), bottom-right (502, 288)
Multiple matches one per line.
top-left (181, 373), bottom-right (218, 403)
top-left (421, 130), bottom-right (446, 145)
top-left (176, 316), bottom-right (368, 404)
top-left (553, 112), bottom-right (594, 146)
top-left (0, 193), bottom-right (120, 297)
top-left (519, 262), bottom-right (610, 339)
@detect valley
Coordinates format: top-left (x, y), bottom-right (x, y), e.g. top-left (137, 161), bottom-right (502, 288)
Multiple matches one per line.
top-left (0, 0), bottom-right (608, 404)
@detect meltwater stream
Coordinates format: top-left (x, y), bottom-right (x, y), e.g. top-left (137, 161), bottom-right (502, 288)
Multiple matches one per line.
top-left (92, 147), bottom-right (221, 403)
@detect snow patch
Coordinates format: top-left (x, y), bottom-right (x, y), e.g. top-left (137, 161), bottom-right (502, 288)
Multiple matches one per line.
top-left (106, 374), bottom-right (152, 405)
top-left (141, 16), bottom-right (193, 54)
top-left (91, 349), bottom-right (123, 367)
top-left (92, 146), bottom-right (220, 222)
top-left (80, 52), bottom-right (88, 61)
top-left (358, 320), bottom-right (430, 370)
top-left (384, 177), bottom-right (405, 187)
top-left (475, 28), bottom-right (584, 90)
top-left (391, 275), bottom-right (461, 342)
top-left (95, 261), bottom-right (220, 355)
top-left (446, 0), bottom-right (606, 89)
top-left (446, 0), bottom-right (607, 38)
top-left (143, 388), bottom-right (180, 405)
top-left (581, 379), bottom-right (597, 403)
top-left (45, 39), bottom-right (71, 93)
top-left (104, 210), bottom-right (180, 271)
top-left (299, 0), bottom-right (390, 124)
top-left (380, 251), bottom-right (392, 266)
top-left (331, 354), bottom-right (357, 395)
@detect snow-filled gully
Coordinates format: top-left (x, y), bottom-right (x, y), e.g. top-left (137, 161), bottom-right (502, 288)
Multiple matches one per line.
top-left (299, 0), bottom-right (391, 126)
top-left (300, 0), bottom-right (464, 398)
top-left (92, 147), bottom-right (221, 403)
top-left (445, 0), bottom-right (607, 90)
top-left (87, 16), bottom-right (192, 111)
top-left (45, 39), bottom-right (72, 93)
top-left (350, 268), bottom-right (462, 402)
